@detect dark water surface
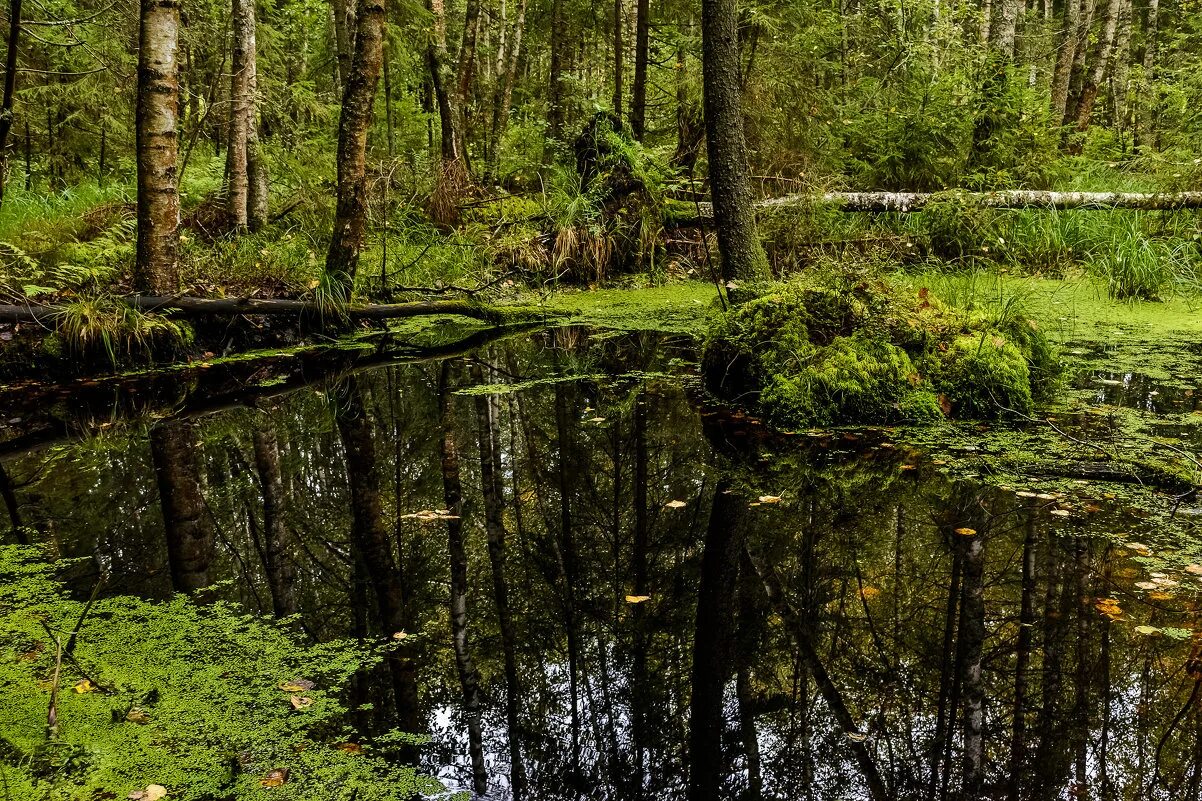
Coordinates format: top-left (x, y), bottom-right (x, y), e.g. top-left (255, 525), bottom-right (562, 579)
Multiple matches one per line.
top-left (3, 327), bottom-right (1202, 801)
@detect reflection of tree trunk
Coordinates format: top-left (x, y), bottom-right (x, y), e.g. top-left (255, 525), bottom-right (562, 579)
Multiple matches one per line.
top-left (688, 478), bottom-right (747, 801)
top-left (439, 361), bottom-right (487, 796)
top-left (631, 393), bottom-right (650, 793)
top-left (150, 422), bottom-right (215, 594)
top-left (958, 526), bottom-right (986, 797)
top-left (470, 360), bottom-right (527, 800)
top-left (1097, 546), bottom-right (1114, 801)
top-left (252, 422), bottom-right (297, 617)
top-left (736, 550), bottom-right (764, 800)
top-left (554, 383), bottom-right (583, 774)
top-left (334, 377), bottom-right (421, 733)
top-left (745, 542), bottom-right (888, 801)
top-left (1008, 503), bottom-right (1039, 799)
top-left (1032, 544), bottom-right (1070, 796)
top-left (929, 547), bottom-right (962, 801)
top-left (0, 461), bottom-right (26, 544)
top-left (1070, 538), bottom-right (1091, 796)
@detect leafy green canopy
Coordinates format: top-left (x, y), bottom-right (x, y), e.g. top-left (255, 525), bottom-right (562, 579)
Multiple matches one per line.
top-left (703, 277), bottom-right (1059, 428)
top-left (0, 546), bottom-right (442, 801)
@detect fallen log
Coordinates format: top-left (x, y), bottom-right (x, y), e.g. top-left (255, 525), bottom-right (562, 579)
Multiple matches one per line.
top-left (683, 190), bottom-right (1202, 220)
top-left (0, 296), bottom-right (549, 325)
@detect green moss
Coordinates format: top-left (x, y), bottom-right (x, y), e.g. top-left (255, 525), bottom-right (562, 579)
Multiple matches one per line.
top-left (705, 277), bottom-right (1058, 427)
top-left (0, 546), bottom-right (442, 801)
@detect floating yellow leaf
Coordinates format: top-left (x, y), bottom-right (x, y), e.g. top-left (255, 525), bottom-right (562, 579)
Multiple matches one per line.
top-left (392, 631), bottom-right (408, 640)
top-left (1149, 591), bottom-right (1175, 601)
top-left (73, 679), bottom-right (96, 694)
top-left (1134, 625), bottom-right (1161, 636)
top-left (665, 500), bottom-right (687, 509)
top-left (1135, 581), bottom-right (1159, 590)
top-left (333, 742), bottom-right (363, 754)
top-left (757, 495), bottom-right (782, 504)
top-left (260, 769), bottom-right (290, 788)
top-left (899, 464), bottom-right (917, 471)
top-left (954, 527), bottom-right (976, 537)
top-left (128, 785), bottom-right (168, 801)
top-left (625, 595), bottom-right (651, 604)
top-left (278, 678), bottom-right (314, 692)
top-left (126, 708), bottom-right (151, 724)
top-left (290, 695), bottom-right (314, 711)
top-left (1049, 509), bottom-right (1070, 517)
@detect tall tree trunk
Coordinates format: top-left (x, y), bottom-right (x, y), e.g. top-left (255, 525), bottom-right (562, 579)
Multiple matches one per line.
top-left (252, 423), bottom-right (297, 618)
top-left (427, 0), bottom-right (469, 223)
top-left (470, 360), bottom-right (527, 800)
top-left (1070, 0), bottom-right (1123, 148)
top-left (334, 377), bottom-right (422, 732)
top-left (1063, 0), bottom-right (1096, 125)
top-left (150, 421), bottom-right (214, 594)
top-left (438, 362), bottom-right (488, 796)
top-left (245, 0), bottom-right (269, 231)
top-left (1110, 0), bottom-right (1133, 146)
top-left (547, 0), bottom-right (567, 144)
top-left (612, 0), bottom-right (623, 122)
top-left (324, 0), bottom-right (385, 290)
top-left (135, 0), bottom-right (182, 295)
top-left (1049, 0), bottom-right (1082, 122)
top-left (456, 0), bottom-right (481, 141)
top-left (699, 0), bottom-right (770, 283)
top-left (227, 0), bottom-right (252, 229)
top-left (630, 0), bottom-right (649, 139)
top-left (1135, 0), bottom-right (1158, 151)
top-left (487, 0), bottom-right (526, 174)
top-left (0, 0), bottom-right (21, 203)
top-left (331, 0), bottom-right (355, 94)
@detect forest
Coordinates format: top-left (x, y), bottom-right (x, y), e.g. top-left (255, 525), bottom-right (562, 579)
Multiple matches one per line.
top-left (4, 0), bottom-right (1202, 798)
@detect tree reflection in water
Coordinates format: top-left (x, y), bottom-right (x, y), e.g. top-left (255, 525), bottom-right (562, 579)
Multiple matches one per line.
top-left (3, 327), bottom-right (1200, 801)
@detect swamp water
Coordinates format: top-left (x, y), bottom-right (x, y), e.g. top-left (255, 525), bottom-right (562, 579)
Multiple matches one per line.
top-left (3, 324), bottom-right (1202, 801)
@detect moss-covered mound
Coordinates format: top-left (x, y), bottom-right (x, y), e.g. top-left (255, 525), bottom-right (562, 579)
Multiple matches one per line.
top-left (703, 280), bottom-right (1058, 428)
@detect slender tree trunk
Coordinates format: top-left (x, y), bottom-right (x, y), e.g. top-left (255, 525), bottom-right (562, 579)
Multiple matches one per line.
top-left (470, 360), bottom-right (527, 800)
top-left (1070, 0), bottom-right (1123, 148)
top-left (547, 0), bottom-right (567, 144)
top-left (612, 0), bottom-right (623, 121)
top-left (455, 0), bottom-right (482, 143)
top-left (1135, 0), bottom-right (1158, 151)
top-left (150, 421), bottom-right (214, 594)
top-left (227, 0), bottom-right (252, 229)
top-left (427, 0), bottom-right (469, 223)
top-left (135, 0), bottom-right (182, 295)
top-left (487, 0), bottom-right (526, 173)
top-left (1063, 0), bottom-right (1096, 126)
top-left (324, 0), bottom-right (385, 289)
top-left (245, 0), bottom-right (269, 231)
top-left (438, 362), bottom-right (488, 796)
top-left (630, 0), bottom-right (649, 139)
top-left (699, 0), bottom-right (770, 283)
top-left (1049, 0), bottom-right (1082, 122)
top-left (332, 0), bottom-right (355, 93)
top-left (252, 423), bottom-right (297, 617)
top-left (0, 0), bottom-right (21, 203)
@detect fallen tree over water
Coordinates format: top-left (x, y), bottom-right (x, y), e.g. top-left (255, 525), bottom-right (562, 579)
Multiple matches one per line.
top-left (684, 190), bottom-right (1202, 219)
top-left (0, 295), bottom-right (544, 325)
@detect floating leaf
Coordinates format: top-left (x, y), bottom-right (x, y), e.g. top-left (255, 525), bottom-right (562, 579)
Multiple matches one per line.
top-left (289, 695), bottom-right (314, 711)
top-left (1134, 625), bottom-right (1161, 636)
top-left (125, 708), bottom-right (151, 724)
top-left (1186, 564), bottom-right (1202, 576)
top-left (278, 679), bottom-right (315, 692)
top-left (332, 742), bottom-right (363, 754)
top-left (625, 595), bottom-right (651, 604)
top-left (1049, 509), bottom-right (1070, 517)
top-left (757, 495), bottom-right (782, 504)
top-left (128, 786), bottom-right (168, 801)
top-left (1135, 582), bottom-right (1159, 590)
top-left (260, 769), bottom-right (290, 788)
top-left (664, 500), bottom-right (687, 509)
top-left (954, 527), bottom-right (976, 537)
top-left (1127, 542), bottom-right (1153, 555)
top-left (1016, 491), bottom-right (1039, 498)
top-left (845, 731), bottom-right (868, 742)
top-left (1149, 591), bottom-right (1175, 601)
top-left (899, 464), bottom-right (917, 471)
top-left (391, 631), bottom-right (408, 640)
top-left (73, 678), bottom-right (96, 694)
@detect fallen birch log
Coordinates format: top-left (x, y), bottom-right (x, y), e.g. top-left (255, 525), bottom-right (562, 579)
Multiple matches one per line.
top-left (684, 190), bottom-right (1202, 219)
top-left (0, 296), bottom-right (547, 325)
